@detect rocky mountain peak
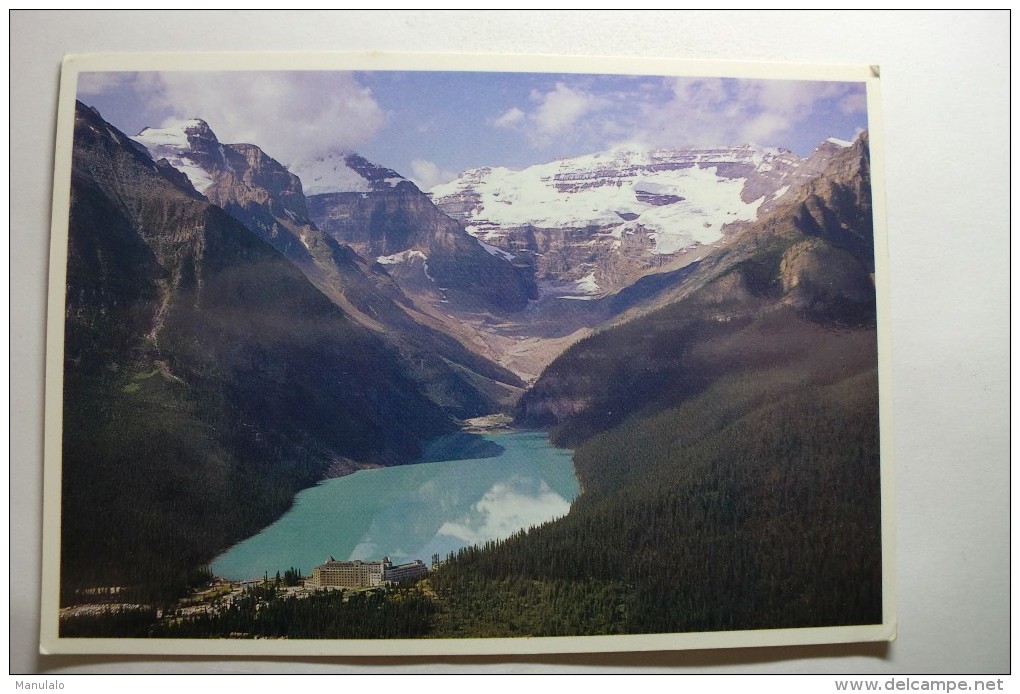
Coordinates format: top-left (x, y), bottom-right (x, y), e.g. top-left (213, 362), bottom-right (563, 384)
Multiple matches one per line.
top-left (428, 143), bottom-right (808, 296)
top-left (179, 118), bottom-right (215, 139)
top-left (133, 118), bottom-right (227, 193)
top-left (305, 175), bottom-right (538, 314)
top-left (129, 111), bottom-right (536, 317)
top-left (135, 118), bottom-right (219, 153)
top-left (289, 151), bottom-right (410, 196)
top-left (132, 119), bottom-right (313, 227)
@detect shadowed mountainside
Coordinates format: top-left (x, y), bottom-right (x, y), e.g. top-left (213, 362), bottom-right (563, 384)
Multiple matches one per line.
top-left (61, 103), bottom-right (458, 604)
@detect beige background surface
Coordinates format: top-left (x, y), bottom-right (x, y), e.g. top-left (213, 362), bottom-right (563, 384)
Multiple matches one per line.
top-left (10, 10), bottom-right (1010, 674)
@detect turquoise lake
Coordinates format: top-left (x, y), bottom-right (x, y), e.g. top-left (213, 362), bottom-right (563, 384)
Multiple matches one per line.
top-left (210, 431), bottom-right (579, 580)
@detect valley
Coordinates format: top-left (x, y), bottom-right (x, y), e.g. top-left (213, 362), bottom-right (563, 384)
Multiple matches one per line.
top-left (56, 86), bottom-right (882, 640)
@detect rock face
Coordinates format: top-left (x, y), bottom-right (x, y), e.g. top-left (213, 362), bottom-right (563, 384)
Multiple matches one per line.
top-left (133, 120), bottom-right (525, 416)
top-left (518, 130), bottom-right (877, 453)
top-left (135, 120), bottom-right (330, 278)
top-left (307, 184), bottom-right (537, 313)
top-left (139, 122), bottom-right (539, 316)
top-left (430, 145), bottom-right (844, 296)
top-left (291, 149), bottom-right (538, 315)
top-left (290, 152), bottom-right (408, 195)
top-left (621, 133), bottom-right (875, 329)
top-left (697, 132), bottom-right (875, 319)
top-left (208, 143), bottom-right (311, 225)
top-left (309, 182), bottom-right (446, 256)
top-left (516, 131), bottom-right (876, 431)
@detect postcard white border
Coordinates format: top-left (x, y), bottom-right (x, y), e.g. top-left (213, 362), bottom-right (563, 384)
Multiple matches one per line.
top-left (41, 51), bottom-right (895, 657)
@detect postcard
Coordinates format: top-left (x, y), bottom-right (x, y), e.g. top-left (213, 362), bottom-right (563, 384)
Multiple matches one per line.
top-left (41, 52), bottom-right (894, 655)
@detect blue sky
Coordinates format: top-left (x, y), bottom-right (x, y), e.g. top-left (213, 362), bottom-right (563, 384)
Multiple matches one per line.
top-left (78, 70), bottom-right (868, 189)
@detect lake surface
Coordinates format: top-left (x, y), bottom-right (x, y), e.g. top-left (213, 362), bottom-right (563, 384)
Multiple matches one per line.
top-left (210, 431), bottom-right (579, 580)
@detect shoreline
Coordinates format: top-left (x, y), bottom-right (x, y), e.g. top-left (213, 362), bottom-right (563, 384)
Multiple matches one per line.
top-left (459, 413), bottom-right (516, 434)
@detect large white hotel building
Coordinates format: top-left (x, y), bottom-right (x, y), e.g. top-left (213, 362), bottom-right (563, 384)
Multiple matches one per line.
top-left (308, 557), bottom-right (428, 589)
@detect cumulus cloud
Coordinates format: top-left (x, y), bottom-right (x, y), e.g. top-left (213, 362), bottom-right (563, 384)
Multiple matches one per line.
top-left (529, 82), bottom-right (600, 138)
top-left (158, 71), bottom-right (387, 164)
top-left (409, 158), bottom-right (455, 189)
top-left (740, 80), bottom-right (845, 118)
top-left (86, 71), bottom-right (387, 165)
top-left (78, 71), bottom-right (162, 98)
top-left (631, 77), bottom-right (866, 151)
top-left (742, 111), bottom-right (795, 146)
top-left (491, 82), bottom-right (610, 151)
top-left (490, 76), bottom-right (863, 158)
top-left (839, 91), bottom-right (868, 115)
top-left (493, 106), bottom-right (525, 128)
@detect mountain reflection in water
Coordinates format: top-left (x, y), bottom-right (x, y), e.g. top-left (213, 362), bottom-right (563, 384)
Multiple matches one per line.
top-left (210, 431), bottom-right (578, 580)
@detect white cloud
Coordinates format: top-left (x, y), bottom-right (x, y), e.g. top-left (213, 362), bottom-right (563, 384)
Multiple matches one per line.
top-left (492, 83), bottom-right (609, 150)
top-left (839, 91), bottom-right (868, 115)
top-left (493, 106), bottom-right (525, 128)
top-left (741, 80), bottom-right (839, 116)
top-left (633, 77), bottom-right (864, 150)
top-left (670, 76), bottom-right (729, 109)
top-left (529, 82), bottom-right (600, 138)
top-left (156, 71), bottom-right (387, 164)
top-left (91, 71), bottom-right (387, 165)
top-left (409, 158), bottom-right (455, 189)
top-left (78, 71), bottom-right (162, 98)
top-left (742, 111), bottom-right (795, 146)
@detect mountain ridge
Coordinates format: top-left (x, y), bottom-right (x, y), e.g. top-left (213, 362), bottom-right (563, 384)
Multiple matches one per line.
top-left (429, 141), bottom-right (850, 297)
top-left (133, 117), bottom-right (527, 415)
top-left (515, 129), bottom-right (875, 439)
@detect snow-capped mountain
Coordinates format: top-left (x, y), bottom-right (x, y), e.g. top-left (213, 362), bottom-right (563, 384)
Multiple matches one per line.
top-left (132, 119), bottom-right (227, 194)
top-left (431, 146), bottom-right (798, 250)
top-left (430, 143), bottom-right (847, 294)
top-left (130, 115), bottom-right (527, 413)
top-left (289, 152), bottom-right (408, 196)
top-left (130, 117), bottom-right (859, 382)
top-left (293, 151), bottom-right (539, 313)
top-left (133, 119), bottom-right (324, 260)
top-left (134, 123), bottom-right (412, 200)
top-left (132, 119), bottom-right (536, 316)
